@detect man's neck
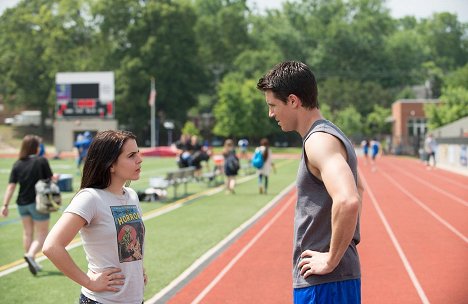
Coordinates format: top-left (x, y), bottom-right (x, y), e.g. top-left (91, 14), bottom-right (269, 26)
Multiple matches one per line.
top-left (297, 108), bottom-right (323, 137)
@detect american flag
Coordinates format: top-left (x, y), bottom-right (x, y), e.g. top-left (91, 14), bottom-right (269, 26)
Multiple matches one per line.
top-left (148, 77), bottom-right (156, 106)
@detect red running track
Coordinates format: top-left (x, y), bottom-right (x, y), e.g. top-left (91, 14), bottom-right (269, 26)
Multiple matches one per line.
top-left (160, 156), bottom-right (468, 304)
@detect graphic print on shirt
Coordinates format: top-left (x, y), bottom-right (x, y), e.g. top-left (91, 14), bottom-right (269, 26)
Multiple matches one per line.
top-left (110, 205), bottom-right (145, 263)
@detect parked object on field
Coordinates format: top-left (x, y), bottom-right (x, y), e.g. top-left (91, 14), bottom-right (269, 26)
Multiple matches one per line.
top-left (12, 111), bottom-right (41, 127)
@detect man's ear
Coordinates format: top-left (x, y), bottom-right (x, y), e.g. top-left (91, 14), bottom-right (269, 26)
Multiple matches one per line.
top-left (288, 94), bottom-right (301, 108)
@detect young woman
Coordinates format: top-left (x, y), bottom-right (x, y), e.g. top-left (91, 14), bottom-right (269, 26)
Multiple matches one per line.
top-left (255, 138), bottom-right (276, 194)
top-left (43, 130), bottom-right (147, 304)
top-left (2, 135), bottom-right (54, 275)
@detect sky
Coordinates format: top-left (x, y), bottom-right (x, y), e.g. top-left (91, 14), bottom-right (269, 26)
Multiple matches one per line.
top-left (248, 0), bottom-right (468, 21)
top-left (1, 0), bottom-right (467, 22)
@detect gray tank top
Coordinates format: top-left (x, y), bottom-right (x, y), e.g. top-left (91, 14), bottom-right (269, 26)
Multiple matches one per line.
top-left (293, 119), bottom-right (360, 288)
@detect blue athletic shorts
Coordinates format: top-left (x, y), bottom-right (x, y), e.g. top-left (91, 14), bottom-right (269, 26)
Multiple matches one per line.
top-left (18, 203), bottom-right (50, 221)
top-left (293, 279), bottom-right (361, 304)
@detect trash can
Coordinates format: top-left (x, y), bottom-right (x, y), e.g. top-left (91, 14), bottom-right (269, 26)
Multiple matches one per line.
top-left (57, 174), bottom-right (73, 192)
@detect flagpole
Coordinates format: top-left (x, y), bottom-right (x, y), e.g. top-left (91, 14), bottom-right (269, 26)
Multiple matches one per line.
top-left (150, 77), bottom-right (156, 148)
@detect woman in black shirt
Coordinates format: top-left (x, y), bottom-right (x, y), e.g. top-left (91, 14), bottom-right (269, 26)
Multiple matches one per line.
top-left (1, 135), bottom-right (54, 275)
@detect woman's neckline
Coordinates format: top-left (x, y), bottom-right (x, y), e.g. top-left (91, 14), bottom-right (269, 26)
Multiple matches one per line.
top-left (104, 188), bottom-right (127, 197)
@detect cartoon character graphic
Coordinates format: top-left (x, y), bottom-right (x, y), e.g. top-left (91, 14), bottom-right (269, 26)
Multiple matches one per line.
top-left (111, 206), bottom-right (145, 263)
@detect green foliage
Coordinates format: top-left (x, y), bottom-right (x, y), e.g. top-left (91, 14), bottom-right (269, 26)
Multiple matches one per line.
top-left (213, 74), bottom-right (273, 139)
top-left (334, 106), bottom-right (363, 138)
top-left (0, 0), bottom-right (95, 125)
top-left (193, 0), bottom-right (251, 83)
top-left (396, 86), bottom-right (417, 99)
top-left (425, 86), bottom-right (468, 129)
top-left (182, 121), bottom-right (200, 136)
top-left (418, 13), bottom-right (468, 71)
top-left (0, 0), bottom-right (467, 144)
top-left (384, 29), bottom-right (429, 86)
top-left (319, 77), bottom-right (393, 115)
top-left (365, 104), bottom-right (392, 136)
top-left (444, 64), bottom-right (468, 88)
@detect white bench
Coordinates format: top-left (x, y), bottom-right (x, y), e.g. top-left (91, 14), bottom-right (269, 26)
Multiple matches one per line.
top-left (150, 166), bottom-right (196, 199)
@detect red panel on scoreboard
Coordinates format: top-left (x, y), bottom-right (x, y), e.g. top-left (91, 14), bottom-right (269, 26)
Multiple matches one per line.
top-left (76, 99), bottom-right (96, 108)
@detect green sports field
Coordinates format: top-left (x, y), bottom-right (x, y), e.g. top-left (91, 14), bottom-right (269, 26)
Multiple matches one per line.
top-left (0, 154), bottom-right (299, 303)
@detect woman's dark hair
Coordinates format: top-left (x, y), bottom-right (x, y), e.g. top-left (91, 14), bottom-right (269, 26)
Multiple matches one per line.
top-left (80, 130), bottom-right (136, 190)
top-left (19, 135), bottom-right (41, 160)
top-left (260, 138), bottom-right (269, 161)
top-left (257, 61), bottom-right (319, 109)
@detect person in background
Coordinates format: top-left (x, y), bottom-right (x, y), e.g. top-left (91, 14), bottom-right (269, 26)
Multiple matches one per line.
top-left (222, 139), bottom-right (239, 194)
top-left (238, 138), bottom-right (249, 160)
top-left (360, 139), bottom-right (369, 164)
top-left (172, 134), bottom-right (191, 168)
top-left (424, 133), bottom-right (437, 169)
top-left (2, 135), bottom-right (55, 275)
top-left (257, 61), bottom-right (363, 304)
top-left (188, 135), bottom-right (204, 178)
top-left (75, 131), bottom-right (93, 171)
top-left (43, 130), bottom-right (147, 304)
top-left (38, 139), bottom-right (46, 157)
top-left (370, 138), bottom-right (380, 170)
top-left (255, 138), bottom-right (276, 194)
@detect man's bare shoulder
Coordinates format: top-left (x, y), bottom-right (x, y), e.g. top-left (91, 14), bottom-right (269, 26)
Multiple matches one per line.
top-left (305, 132), bottom-right (346, 164)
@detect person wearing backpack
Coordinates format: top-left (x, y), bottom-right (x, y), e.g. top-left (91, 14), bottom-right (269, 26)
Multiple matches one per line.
top-left (222, 139), bottom-right (239, 194)
top-left (255, 138), bottom-right (276, 194)
top-left (2, 135), bottom-right (55, 275)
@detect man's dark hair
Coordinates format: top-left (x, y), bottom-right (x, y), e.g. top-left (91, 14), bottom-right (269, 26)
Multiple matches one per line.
top-left (257, 61), bottom-right (319, 109)
top-left (80, 130), bottom-right (136, 190)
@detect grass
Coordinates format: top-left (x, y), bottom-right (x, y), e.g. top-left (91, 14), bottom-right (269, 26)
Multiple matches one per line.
top-left (0, 153), bottom-right (300, 303)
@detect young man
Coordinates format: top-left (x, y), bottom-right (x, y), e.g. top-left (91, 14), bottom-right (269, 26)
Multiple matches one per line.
top-left (257, 61), bottom-right (364, 303)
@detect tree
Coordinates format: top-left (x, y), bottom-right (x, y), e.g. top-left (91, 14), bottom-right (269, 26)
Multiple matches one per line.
top-left (319, 77), bottom-right (392, 115)
top-left (93, 0), bottom-right (204, 140)
top-left (384, 28), bottom-right (430, 87)
top-left (425, 86), bottom-right (468, 130)
top-left (444, 63), bottom-right (468, 88)
top-left (334, 105), bottom-right (362, 139)
top-left (193, 0), bottom-right (251, 86)
top-left (365, 104), bottom-right (391, 136)
top-left (213, 73), bottom-right (249, 138)
top-left (418, 13), bottom-right (468, 72)
top-left (213, 73), bottom-right (272, 139)
top-left (0, 0), bottom-right (96, 127)
top-left (182, 121), bottom-right (200, 137)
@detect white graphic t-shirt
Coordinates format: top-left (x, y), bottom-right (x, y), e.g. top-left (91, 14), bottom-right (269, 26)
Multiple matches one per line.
top-left (65, 187), bottom-right (145, 304)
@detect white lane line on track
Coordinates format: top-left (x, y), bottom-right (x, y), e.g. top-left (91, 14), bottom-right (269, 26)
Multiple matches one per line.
top-left (386, 162), bottom-right (468, 207)
top-left (190, 193), bottom-right (296, 304)
top-left (146, 183), bottom-right (296, 304)
top-left (359, 169), bottom-right (430, 304)
top-left (380, 169), bottom-right (468, 243)
top-left (428, 167), bottom-right (468, 190)
top-left (428, 172), bottom-right (468, 190)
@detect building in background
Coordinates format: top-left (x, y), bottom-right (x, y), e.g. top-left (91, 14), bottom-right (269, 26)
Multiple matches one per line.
top-left (391, 99), bottom-right (439, 155)
top-left (431, 116), bottom-right (468, 174)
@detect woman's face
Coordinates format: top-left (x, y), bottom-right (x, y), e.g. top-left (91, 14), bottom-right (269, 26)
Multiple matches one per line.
top-left (110, 139), bottom-right (143, 184)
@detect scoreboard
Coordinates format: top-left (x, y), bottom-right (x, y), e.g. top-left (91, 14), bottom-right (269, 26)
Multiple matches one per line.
top-left (56, 72), bottom-right (114, 118)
